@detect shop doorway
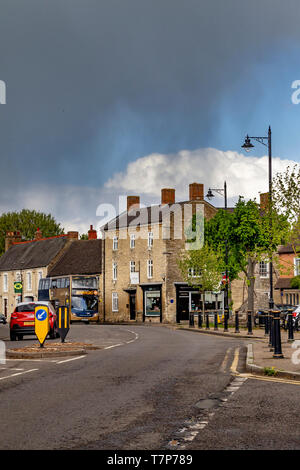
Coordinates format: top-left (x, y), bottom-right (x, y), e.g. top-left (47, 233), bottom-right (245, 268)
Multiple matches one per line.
top-left (129, 292), bottom-right (136, 320)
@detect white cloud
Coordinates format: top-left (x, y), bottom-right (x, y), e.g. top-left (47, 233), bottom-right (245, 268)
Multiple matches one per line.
top-left (0, 148), bottom-right (297, 234)
top-left (105, 148), bottom-right (297, 205)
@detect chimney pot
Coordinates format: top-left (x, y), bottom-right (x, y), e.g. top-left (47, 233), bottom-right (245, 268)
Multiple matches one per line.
top-left (88, 225), bottom-right (97, 240)
top-left (35, 228), bottom-right (43, 240)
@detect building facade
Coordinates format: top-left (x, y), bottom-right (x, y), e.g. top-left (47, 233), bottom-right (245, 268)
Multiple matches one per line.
top-left (0, 229), bottom-right (79, 319)
top-left (274, 243), bottom-right (300, 306)
top-left (102, 183), bottom-right (222, 324)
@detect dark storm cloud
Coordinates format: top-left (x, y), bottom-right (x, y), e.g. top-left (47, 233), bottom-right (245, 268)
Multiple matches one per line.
top-left (0, 0), bottom-right (300, 205)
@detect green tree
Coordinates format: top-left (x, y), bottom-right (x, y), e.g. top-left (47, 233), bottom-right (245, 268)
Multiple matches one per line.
top-left (272, 164), bottom-right (300, 276)
top-left (0, 209), bottom-right (64, 255)
top-left (205, 197), bottom-right (288, 314)
top-left (177, 244), bottom-right (224, 317)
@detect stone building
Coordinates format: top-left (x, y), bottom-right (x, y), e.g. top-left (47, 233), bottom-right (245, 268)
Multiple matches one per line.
top-left (101, 183), bottom-right (223, 324)
top-left (0, 229), bottom-right (79, 319)
top-left (274, 243), bottom-right (300, 306)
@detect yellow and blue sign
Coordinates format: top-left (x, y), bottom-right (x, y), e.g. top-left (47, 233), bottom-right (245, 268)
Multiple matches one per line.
top-left (34, 305), bottom-right (49, 347)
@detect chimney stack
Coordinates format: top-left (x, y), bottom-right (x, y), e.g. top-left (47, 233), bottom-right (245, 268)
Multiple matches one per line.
top-left (189, 183), bottom-right (204, 201)
top-left (5, 231), bottom-right (22, 251)
top-left (67, 231), bottom-right (79, 240)
top-left (161, 188), bottom-right (175, 205)
top-left (35, 228), bottom-right (43, 240)
top-left (260, 192), bottom-right (269, 211)
top-left (127, 195), bottom-right (140, 213)
top-left (88, 225), bottom-right (97, 240)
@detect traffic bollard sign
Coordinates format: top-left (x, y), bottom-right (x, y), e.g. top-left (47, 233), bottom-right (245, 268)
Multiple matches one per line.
top-left (35, 305), bottom-right (49, 347)
top-left (57, 306), bottom-right (70, 343)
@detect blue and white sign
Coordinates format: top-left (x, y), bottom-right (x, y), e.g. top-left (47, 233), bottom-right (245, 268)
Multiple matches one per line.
top-left (34, 305), bottom-right (49, 346)
top-left (35, 308), bottom-right (47, 321)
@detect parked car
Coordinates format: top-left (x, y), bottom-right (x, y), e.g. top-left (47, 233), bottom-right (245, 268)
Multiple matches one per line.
top-left (0, 314), bottom-right (7, 324)
top-left (9, 301), bottom-right (59, 341)
top-left (289, 305), bottom-right (300, 331)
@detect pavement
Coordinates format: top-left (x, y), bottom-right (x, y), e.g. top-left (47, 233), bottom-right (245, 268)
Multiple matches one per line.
top-left (176, 322), bottom-right (300, 380)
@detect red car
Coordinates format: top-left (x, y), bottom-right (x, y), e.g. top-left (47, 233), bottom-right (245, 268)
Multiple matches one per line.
top-left (10, 301), bottom-right (59, 341)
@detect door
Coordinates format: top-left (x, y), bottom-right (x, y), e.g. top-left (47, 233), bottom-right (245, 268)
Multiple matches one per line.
top-left (3, 299), bottom-right (7, 318)
top-left (129, 293), bottom-right (136, 320)
top-left (178, 292), bottom-right (189, 321)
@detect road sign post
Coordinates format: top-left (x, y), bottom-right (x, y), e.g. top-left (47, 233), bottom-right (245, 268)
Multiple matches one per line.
top-left (34, 305), bottom-right (49, 348)
top-left (57, 306), bottom-right (70, 343)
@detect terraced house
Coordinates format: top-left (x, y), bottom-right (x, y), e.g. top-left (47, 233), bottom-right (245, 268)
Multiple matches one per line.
top-left (0, 229), bottom-right (79, 319)
top-left (101, 183), bottom-right (225, 324)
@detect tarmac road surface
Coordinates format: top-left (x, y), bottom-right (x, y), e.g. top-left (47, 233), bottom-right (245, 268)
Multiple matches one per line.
top-left (0, 324), bottom-right (244, 450)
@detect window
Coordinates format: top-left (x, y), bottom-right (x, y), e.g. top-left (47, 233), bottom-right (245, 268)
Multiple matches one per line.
top-left (130, 233), bottom-right (135, 249)
top-left (112, 262), bottom-right (118, 281)
top-left (147, 259), bottom-right (153, 279)
top-left (148, 231), bottom-right (153, 248)
top-left (188, 267), bottom-right (201, 277)
top-left (130, 261), bottom-right (136, 273)
top-left (259, 261), bottom-right (268, 278)
top-left (3, 273), bottom-right (8, 293)
top-left (27, 272), bottom-right (32, 291)
top-left (38, 271), bottom-right (43, 282)
top-left (113, 236), bottom-right (118, 251)
top-left (112, 292), bottom-right (118, 312)
top-left (294, 258), bottom-right (300, 276)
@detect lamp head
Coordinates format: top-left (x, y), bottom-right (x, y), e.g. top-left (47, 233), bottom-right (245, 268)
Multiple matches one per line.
top-left (241, 135), bottom-right (254, 152)
top-left (206, 188), bottom-right (214, 200)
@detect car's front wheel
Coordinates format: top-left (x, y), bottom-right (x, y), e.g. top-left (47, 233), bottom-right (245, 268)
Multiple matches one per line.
top-left (10, 332), bottom-right (16, 341)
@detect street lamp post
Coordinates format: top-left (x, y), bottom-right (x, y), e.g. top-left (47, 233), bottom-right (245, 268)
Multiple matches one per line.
top-left (241, 126), bottom-right (273, 310)
top-left (241, 126), bottom-right (283, 358)
top-left (206, 182), bottom-right (229, 330)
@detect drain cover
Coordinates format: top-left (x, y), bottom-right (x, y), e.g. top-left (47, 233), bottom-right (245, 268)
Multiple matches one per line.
top-left (194, 398), bottom-right (219, 409)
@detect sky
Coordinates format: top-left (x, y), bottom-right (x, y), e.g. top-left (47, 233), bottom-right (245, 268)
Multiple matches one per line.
top-left (0, 0), bottom-right (300, 234)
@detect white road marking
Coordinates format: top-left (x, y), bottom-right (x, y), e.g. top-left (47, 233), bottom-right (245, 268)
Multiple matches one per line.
top-left (104, 343), bottom-right (123, 349)
top-left (56, 355), bottom-right (86, 364)
top-left (169, 358), bottom-right (248, 450)
top-left (0, 368), bottom-right (38, 381)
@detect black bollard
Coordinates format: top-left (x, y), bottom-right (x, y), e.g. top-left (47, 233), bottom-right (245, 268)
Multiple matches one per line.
top-left (287, 309), bottom-right (294, 343)
top-left (205, 312), bottom-right (210, 330)
top-left (214, 312), bottom-right (218, 331)
top-left (264, 310), bottom-right (269, 336)
top-left (224, 308), bottom-right (229, 332)
top-left (273, 310), bottom-right (284, 359)
top-left (198, 311), bottom-right (203, 329)
top-left (269, 310), bottom-right (274, 350)
top-left (247, 310), bottom-right (253, 335)
top-left (234, 310), bottom-right (240, 333)
top-left (189, 311), bottom-right (195, 328)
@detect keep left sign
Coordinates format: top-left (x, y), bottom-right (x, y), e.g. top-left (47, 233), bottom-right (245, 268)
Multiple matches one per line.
top-left (35, 305), bottom-right (49, 347)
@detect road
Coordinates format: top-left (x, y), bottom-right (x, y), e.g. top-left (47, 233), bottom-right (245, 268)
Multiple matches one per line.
top-left (0, 323), bottom-right (299, 450)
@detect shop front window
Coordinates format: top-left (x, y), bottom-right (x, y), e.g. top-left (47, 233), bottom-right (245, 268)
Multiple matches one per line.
top-left (145, 290), bottom-right (161, 316)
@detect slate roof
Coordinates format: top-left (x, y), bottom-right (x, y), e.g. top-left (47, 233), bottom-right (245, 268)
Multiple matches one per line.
top-left (102, 201), bottom-right (234, 231)
top-left (0, 236), bottom-right (69, 272)
top-left (278, 244), bottom-right (300, 254)
top-left (48, 239), bottom-right (102, 276)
